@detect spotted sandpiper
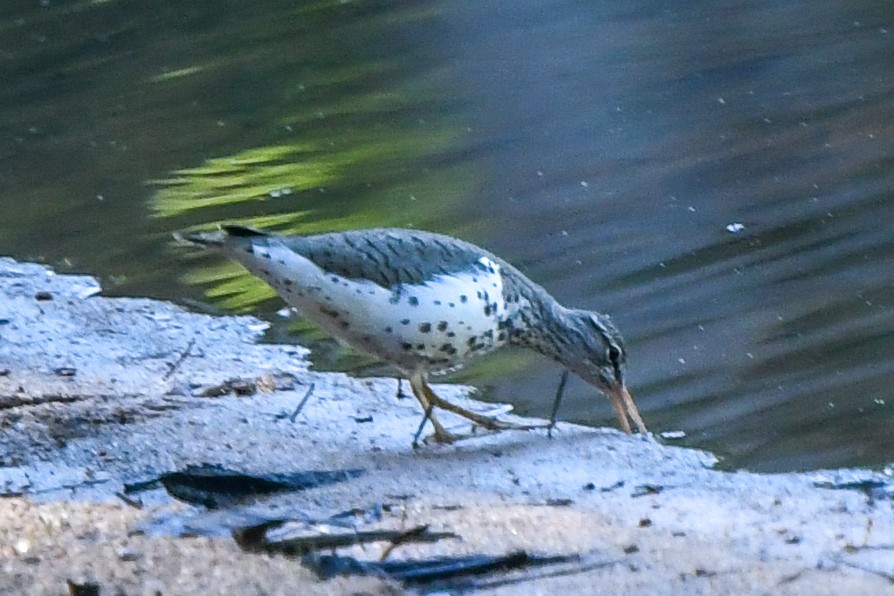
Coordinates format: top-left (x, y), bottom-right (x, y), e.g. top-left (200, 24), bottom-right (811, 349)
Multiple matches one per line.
top-left (182, 226), bottom-right (647, 442)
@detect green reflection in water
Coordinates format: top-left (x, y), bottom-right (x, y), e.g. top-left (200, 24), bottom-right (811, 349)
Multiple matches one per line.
top-left (151, 66), bottom-right (206, 83)
top-left (151, 144), bottom-right (333, 219)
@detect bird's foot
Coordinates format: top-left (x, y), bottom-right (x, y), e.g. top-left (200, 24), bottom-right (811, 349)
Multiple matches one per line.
top-left (418, 427), bottom-right (464, 446)
top-left (425, 394), bottom-right (548, 432)
top-left (412, 407), bottom-right (461, 447)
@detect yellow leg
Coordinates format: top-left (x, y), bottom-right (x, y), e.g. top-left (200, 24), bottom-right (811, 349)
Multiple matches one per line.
top-left (419, 377), bottom-right (546, 432)
top-left (408, 375), bottom-right (459, 443)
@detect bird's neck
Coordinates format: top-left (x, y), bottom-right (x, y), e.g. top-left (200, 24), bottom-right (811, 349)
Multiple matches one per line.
top-left (507, 288), bottom-right (577, 364)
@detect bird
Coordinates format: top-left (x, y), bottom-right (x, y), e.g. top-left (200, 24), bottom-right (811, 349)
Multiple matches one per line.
top-left (180, 225), bottom-right (647, 443)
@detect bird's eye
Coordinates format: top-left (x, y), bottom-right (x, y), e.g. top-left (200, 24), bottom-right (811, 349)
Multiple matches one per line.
top-left (607, 344), bottom-right (622, 364)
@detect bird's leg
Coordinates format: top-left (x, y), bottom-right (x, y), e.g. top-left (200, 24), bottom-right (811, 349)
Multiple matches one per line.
top-left (395, 377), bottom-right (407, 400)
top-left (411, 402), bottom-right (435, 448)
top-left (547, 371), bottom-right (569, 438)
top-left (408, 375), bottom-right (459, 444)
top-left (419, 379), bottom-right (546, 432)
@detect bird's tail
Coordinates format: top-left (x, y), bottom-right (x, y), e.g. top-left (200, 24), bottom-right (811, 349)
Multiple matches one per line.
top-left (174, 225), bottom-right (269, 248)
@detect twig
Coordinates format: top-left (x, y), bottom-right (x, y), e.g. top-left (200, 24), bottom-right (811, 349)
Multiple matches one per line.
top-left (547, 371), bottom-right (569, 438)
top-left (289, 383), bottom-right (316, 422)
top-left (163, 338), bottom-right (195, 381)
top-left (469, 554), bottom-right (618, 591)
top-left (235, 522), bottom-right (456, 555)
top-left (384, 550), bottom-right (575, 583)
top-left (114, 491), bottom-right (143, 509)
top-left (380, 525), bottom-right (436, 560)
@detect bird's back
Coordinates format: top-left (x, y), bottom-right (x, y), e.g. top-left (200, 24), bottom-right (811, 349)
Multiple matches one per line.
top-left (275, 228), bottom-right (501, 290)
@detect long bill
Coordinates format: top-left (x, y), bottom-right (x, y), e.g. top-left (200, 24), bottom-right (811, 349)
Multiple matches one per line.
top-left (607, 385), bottom-right (648, 435)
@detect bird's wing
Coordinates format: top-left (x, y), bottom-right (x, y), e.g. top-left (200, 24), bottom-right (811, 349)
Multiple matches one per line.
top-left (276, 228), bottom-right (494, 290)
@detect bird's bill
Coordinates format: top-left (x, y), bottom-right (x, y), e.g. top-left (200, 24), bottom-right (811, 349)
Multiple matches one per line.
top-left (607, 384), bottom-right (648, 435)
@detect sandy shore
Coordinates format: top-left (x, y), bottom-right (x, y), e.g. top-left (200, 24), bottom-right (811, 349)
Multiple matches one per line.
top-left (1, 256), bottom-right (892, 594)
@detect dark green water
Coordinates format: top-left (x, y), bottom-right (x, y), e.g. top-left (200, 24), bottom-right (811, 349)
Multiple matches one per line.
top-left (2, 0), bottom-right (893, 472)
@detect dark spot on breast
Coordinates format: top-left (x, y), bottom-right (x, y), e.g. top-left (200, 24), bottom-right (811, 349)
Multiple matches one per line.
top-left (460, 295), bottom-right (468, 303)
top-left (419, 322), bottom-right (431, 333)
top-left (401, 319), bottom-right (410, 325)
top-left (467, 336), bottom-right (478, 347)
top-left (448, 302), bottom-right (455, 308)
top-left (262, 253), bottom-right (271, 259)
top-left (340, 321), bottom-right (350, 329)
top-left (330, 276), bottom-right (339, 283)
top-left (319, 306), bottom-right (340, 318)
top-left (401, 342), bottom-right (413, 351)
top-left (483, 329), bottom-right (494, 339)
top-left (385, 326), bottom-right (393, 333)
top-left (484, 305), bottom-right (492, 316)
top-left (434, 300), bottom-right (442, 305)
top-left (244, 247), bottom-right (254, 254)
top-left (283, 279), bottom-right (293, 286)
top-left (416, 343), bottom-right (426, 350)
top-left (446, 331), bottom-right (456, 338)
top-left (278, 259), bottom-right (285, 265)
top-left (408, 296), bottom-right (419, 306)
top-left (437, 321), bottom-right (448, 332)
top-left (439, 343), bottom-right (457, 355)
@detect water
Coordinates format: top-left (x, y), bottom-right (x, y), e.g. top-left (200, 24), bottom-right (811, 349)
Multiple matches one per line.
top-left (2, 0), bottom-right (893, 472)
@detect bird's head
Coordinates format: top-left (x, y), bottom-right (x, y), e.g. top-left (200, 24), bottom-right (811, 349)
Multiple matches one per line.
top-left (552, 308), bottom-right (645, 434)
